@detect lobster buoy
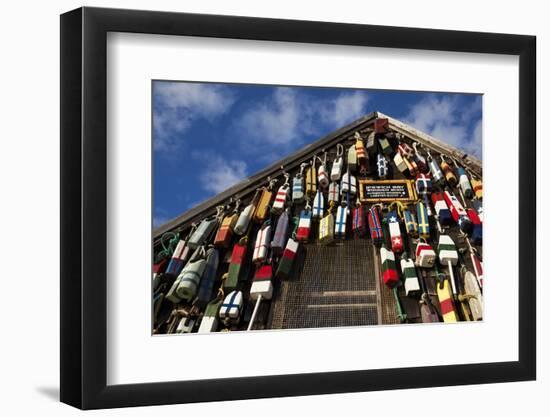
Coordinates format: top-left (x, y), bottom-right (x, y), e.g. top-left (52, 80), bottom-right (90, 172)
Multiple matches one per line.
top-left (415, 239), bottom-right (436, 268)
top-left (319, 206), bottom-right (335, 244)
top-left (352, 203), bottom-right (366, 238)
top-left (416, 201), bottom-right (430, 239)
top-left (296, 208), bottom-right (312, 242)
top-left (188, 217), bottom-right (217, 250)
top-left (377, 154), bottom-right (388, 179)
top-left (367, 205), bottom-right (384, 246)
top-left (194, 247), bottom-right (220, 309)
top-left (271, 183), bottom-right (289, 215)
top-left (467, 208), bottom-right (482, 245)
top-left (250, 264), bottom-right (274, 301)
top-left (341, 172), bottom-right (357, 196)
top-left (252, 222), bottom-right (271, 264)
top-left (275, 238), bottom-right (299, 280)
top-left (431, 192), bottom-right (452, 226)
top-left (457, 167), bottom-right (474, 199)
top-left (165, 239), bottom-right (191, 276)
top-left (219, 290), bottom-right (243, 323)
top-left (328, 181), bottom-right (339, 204)
top-left (403, 207), bottom-right (418, 237)
top-left (335, 205), bottom-right (347, 239)
top-left (415, 173), bottom-right (432, 196)
top-left (271, 209), bottom-right (289, 256)
top-left (348, 143), bottom-right (357, 173)
top-left (398, 142), bottom-right (414, 159)
top-left (380, 247), bottom-right (399, 287)
top-left (331, 144), bottom-right (344, 181)
top-left (443, 190), bottom-right (472, 234)
top-left (400, 257), bottom-right (421, 297)
top-left (170, 251), bottom-right (208, 303)
top-left (234, 203), bottom-right (254, 235)
top-left (393, 152), bottom-right (408, 175)
top-left (312, 189), bottom-right (325, 220)
top-left (225, 239), bottom-right (248, 292)
top-left (386, 210), bottom-right (403, 254)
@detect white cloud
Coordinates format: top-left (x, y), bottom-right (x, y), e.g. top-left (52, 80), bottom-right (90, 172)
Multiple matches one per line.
top-left (404, 95), bottom-right (482, 158)
top-left (194, 153), bottom-right (248, 194)
top-left (322, 91), bottom-right (370, 127)
top-left (153, 82), bottom-right (236, 153)
top-left (236, 88), bottom-right (369, 148)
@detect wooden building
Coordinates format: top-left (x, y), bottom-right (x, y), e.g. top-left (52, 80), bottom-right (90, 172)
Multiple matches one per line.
top-left (152, 111), bottom-right (483, 334)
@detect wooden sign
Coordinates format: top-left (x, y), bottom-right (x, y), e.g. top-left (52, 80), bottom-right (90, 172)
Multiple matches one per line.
top-left (359, 179), bottom-right (417, 203)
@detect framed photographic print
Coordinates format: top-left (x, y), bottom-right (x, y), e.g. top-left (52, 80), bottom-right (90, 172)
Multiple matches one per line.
top-left (60, 6), bottom-right (536, 409)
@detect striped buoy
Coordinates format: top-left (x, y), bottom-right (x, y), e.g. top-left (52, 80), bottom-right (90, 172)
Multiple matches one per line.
top-left (312, 189), bottom-right (325, 220)
top-left (198, 299), bottom-right (221, 333)
top-left (416, 201), bottom-right (430, 239)
top-left (219, 290), bottom-right (243, 323)
top-left (437, 234), bottom-right (459, 298)
top-left (272, 176), bottom-right (289, 215)
top-left (427, 150), bottom-right (445, 186)
top-left (271, 209), bottom-right (289, 256)
top-left (352, 203), bottom-right (366, 238)
top-left (296, 208), bottom-right (312, 242)
top-left (225, 239), bottom-right (248, 292)
top-left (318, 153), bottom-right (329, 189)
top-left (431, 192), bottom-right (452, 225)
top-left (377, 154), bottom-right (388, 179)
top-left (367, 205), bottom-right (384, 246)
top-left (415, 239), bottom-right (436, 268)
top-left (470, 177), bottom-right (483, 200)
top-left (400, 257), bottom-right (421, 296)
top-left (355, 132), bottom-right (368, 169)
top-left (292, 163), bottom-right (306, 203)
top-left (214, 212), bottom-right (238, 248)
top-left (415, 173), bottom-right (432, 196)
top-left (440, 156), bottom-right (458, 187)
top-left (386, 210), bottom-right (403, 254)
top-left (328, 181), bottom-right (339, 204)
top-left (335, 204), bottom-right (347, 239)
top-left (194, 247), bottom-right (220, 308)
top-left (247, 264), bottom-right (275, 331)
top-left (436, 277), bottom-right (458, 323)
top-left (165, 239), bottom-right (191, 276)
top-left (404, 156), bottom-right (418, 177)
top-left (403, 207), bottom-right (418, 237)
top-left (319, 203), bottom-right (335, 244)
top-left (188, 217), bottom-right (217, 250)
top-left (331, 144), bottom-right (344, 181)
top-left (340, 172), bottom-right (357, 196)
top-left (276, 236), bottom-right (299, 280)
top-left (252, 222), bottom-right (271, 264)
top-left (348, 143), bottom-right (357, 173)
top-left (443, 190), bottom-right (472, 234)
top-left (306, 159), bottom-right (317, 198)
top-left (380, 247), bottom-right (399, 287)
top-left (467, 208), bottom-right (482, 245)
top-left (250, 264), bottom-right (274, 301)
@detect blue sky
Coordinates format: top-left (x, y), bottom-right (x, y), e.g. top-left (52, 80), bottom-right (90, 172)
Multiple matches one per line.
top-left (153, 81), bottom-right (482, 227)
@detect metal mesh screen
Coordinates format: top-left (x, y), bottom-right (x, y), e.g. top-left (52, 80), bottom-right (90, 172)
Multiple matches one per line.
top-left (269, 239), bottom-right (382, 329)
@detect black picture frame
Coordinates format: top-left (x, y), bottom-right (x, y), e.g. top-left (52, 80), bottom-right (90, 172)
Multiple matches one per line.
top-left (60, 6), bottom-right (536, 410)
